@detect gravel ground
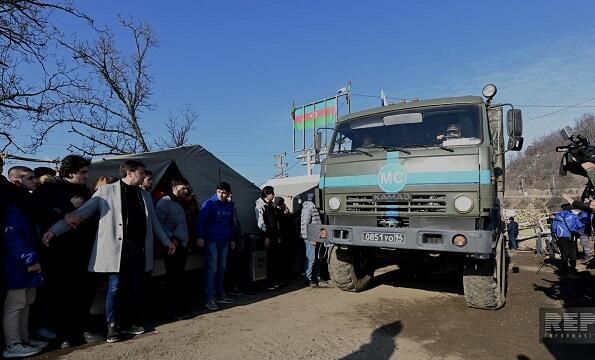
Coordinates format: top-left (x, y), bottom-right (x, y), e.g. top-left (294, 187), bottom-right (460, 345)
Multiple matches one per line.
top-left (32, 251), bottom-right (595, 360)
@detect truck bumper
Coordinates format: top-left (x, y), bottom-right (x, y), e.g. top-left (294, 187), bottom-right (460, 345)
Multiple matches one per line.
top-left (307, 224), bottom-right (495, 255)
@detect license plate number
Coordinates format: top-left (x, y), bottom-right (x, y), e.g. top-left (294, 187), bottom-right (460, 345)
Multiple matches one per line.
top-left (362, 232), bottom-right (405, 243)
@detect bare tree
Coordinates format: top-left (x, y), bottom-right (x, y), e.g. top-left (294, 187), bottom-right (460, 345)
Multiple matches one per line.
top-left (0, 0), bottom-right (91, 152)
top-left (33, 16), bottom-right (157, 156)
top-left (1, 131), bottom-right (24, 153)
top-left (156, 103), bottom-right (198, 149)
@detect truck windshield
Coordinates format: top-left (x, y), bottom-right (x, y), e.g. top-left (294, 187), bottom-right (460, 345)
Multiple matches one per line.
top-left (330, 105), bottom-right (482, 156)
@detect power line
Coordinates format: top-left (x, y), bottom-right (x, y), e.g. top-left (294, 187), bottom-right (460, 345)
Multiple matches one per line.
top-left (524, 96), bottom-right (595, 123)
top-left (285, 160), bottom-right (301, 173)
top-left (517, 104), bottom-right (595, 108)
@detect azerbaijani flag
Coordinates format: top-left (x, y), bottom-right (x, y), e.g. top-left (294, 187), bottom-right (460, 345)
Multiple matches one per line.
top-left (293, 98), bottom-right (337, 130)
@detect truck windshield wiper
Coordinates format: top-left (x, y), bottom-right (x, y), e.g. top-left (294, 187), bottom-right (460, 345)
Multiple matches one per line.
top-left (335, 149), bottom-right (373, 157)
top-left (362, 144), bottom-right (411, 155)
top-left (438, 144), bottom-right (454, 152)
top-left (409, 143), bottom-right (454, 153)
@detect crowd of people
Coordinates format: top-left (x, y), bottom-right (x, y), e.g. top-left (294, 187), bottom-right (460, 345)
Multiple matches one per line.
top-left (506, 193), bottom-right (595, 275)
top-left (0, 154), bottom-right (326, 358)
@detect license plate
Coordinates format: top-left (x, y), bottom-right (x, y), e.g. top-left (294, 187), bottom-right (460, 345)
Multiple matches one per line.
top-left (362, 232), bottom-right (406, 243)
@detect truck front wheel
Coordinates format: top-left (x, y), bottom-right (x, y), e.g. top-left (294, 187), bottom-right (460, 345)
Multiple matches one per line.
top-left (462, 235), bottom-right (507, 310)
top-left (329, 246), bottom-right (375, 292)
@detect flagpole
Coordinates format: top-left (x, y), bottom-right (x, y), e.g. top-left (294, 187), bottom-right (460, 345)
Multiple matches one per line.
top-left (302, 105), bottom-right (306, 153)
top-left (312, 101), bottom-right (316, 150)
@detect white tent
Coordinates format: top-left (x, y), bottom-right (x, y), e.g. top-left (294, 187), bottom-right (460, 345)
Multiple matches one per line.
top-left (261, 174), bottom-right (320, 212)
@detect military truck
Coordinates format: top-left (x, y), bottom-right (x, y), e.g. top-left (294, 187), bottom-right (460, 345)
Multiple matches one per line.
top-left (309, 85), bottom-right (523, 309)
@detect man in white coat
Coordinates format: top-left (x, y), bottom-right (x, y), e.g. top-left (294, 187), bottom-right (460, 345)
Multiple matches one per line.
top-left (42, 160), bottom-right (175, 343)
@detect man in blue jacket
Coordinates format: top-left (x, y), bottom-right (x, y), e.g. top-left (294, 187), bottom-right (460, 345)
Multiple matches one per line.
top-left (551, 203), bottom-right (583, 274)
top-left (196, 182), bottom-right (236, 311)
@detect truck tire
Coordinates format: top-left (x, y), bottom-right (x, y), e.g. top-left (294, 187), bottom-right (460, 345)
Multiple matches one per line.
top-left (462, 236), bottom-right (507, 310)
top-left (329, 247), bottom-right (374, 292)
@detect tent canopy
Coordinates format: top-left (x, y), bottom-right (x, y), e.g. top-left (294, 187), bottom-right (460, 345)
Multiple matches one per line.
top-left (88, 145), bottom-right (261, 234)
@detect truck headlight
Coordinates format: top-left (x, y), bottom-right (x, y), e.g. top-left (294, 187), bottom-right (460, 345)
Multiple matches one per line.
top-left (453, 195), bottom-right (473, 213)
top-left (328, 197), bottom-right (341, 211)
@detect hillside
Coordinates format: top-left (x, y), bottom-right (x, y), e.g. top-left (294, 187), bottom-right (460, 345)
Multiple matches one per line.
top-left (504, 114), bottom-right (595, 211)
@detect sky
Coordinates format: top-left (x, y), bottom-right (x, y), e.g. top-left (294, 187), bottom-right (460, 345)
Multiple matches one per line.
top-left (6, 0), bottom-right (595, 185)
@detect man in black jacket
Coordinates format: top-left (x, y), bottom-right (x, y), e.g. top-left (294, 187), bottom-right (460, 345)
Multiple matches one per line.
top-left (507, 217), bottom-right (519, 250)
top-left (35, 155), bottom-right (100, 347)
top-left (255, 186), bottom-right (282, 289)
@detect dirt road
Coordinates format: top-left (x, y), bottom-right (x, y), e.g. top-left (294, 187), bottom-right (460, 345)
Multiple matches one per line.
top-left (35, 251), bottom-right (594, 359)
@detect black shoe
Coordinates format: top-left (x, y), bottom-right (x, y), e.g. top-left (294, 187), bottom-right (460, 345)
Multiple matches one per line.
top-left (106, 322), bottom-right (121, 343)
top-left (121, 324), bottom-right (145, 336)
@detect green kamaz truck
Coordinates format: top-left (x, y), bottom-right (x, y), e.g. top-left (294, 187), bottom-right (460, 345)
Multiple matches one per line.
top-left (308, 85), bottom-right (523, 310)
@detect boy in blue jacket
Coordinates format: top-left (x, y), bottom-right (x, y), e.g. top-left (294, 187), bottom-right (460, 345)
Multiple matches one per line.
top-left (2, 168), bottom-right (47, 358)
top-left (196, 182), bottom-right (236, 310)
top-left (551, 203), bottom-right (583, 274)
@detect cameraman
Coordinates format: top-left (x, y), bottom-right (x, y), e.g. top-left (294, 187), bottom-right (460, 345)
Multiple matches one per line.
top-left (583, 162), bottom-right (595, 187)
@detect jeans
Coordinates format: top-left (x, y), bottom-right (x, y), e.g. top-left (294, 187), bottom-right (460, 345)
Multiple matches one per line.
top-left (106, 275), bottom-right (119, 324)
top-left (509, 234), bottom-right (518, 250)
top-left (206, 241), bottom-right (229, 301)
top-left (106, 243), bottom-right (145, 325)
top-left (304, 240), bottom-right (319, 284)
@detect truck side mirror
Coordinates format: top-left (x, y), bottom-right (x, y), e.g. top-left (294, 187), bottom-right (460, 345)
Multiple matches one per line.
top-left (314, 132), bottom-right (321, 164)
top-left (506, 109), bottom-right (523, 137)
top-left (507, 136), bottom-right (523, 151)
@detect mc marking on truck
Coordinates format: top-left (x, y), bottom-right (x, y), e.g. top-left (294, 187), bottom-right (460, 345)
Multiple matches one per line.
top-left (378, 163), bottom-right (407, 193)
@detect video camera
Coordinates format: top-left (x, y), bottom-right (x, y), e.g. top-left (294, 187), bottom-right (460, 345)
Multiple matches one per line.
top-left (557, 126), bottom-right (595, 177)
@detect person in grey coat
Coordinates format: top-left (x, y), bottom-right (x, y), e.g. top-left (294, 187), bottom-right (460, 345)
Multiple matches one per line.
top-left (300, 193), bottom-right (321, 287)
top-left (156, 177), bottom-right (191, 318)
top-left (42, 160), bottom-right (175, 343)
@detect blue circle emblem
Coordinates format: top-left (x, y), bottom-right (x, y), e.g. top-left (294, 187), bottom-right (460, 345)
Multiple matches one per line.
top-left (378, 163), bottom-right (407, 193)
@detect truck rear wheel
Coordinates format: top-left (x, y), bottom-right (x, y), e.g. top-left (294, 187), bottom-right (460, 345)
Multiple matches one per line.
top-left (329, 246), bottom-right (375, 292)
top-left (462, 236), bottom-right (507, 310)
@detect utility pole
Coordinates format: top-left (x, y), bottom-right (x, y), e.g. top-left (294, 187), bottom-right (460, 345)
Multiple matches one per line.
top-left (274, 152), bottom-right (288, 178)
top-left (305, 150), bottom-right (313, 176)
top-left (520, 178), bottom-right (525, 197)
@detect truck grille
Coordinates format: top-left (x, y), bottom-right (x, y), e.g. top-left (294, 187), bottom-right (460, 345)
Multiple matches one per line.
top-left (346, 194), bottom-right (447, 213)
